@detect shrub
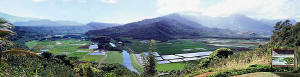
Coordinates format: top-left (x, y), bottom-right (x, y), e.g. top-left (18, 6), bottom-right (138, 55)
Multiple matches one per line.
top-left (210, 48), bottom-right (233, 58)
top-left (198, 48), bottom-right (232, 68)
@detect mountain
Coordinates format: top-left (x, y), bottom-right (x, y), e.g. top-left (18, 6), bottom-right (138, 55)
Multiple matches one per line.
top-left (87, 14), bottom-right (247, 41)
top-left (179, 13), bottom-right (274, 35)
top-left (86, 22), bottom-right (119, 29)
top-left (0, 12), bottom-right (39, 23)
top-left (14, 21), bottom-right (118, 35)
top-left (13, 19), bottom-right (84, 26)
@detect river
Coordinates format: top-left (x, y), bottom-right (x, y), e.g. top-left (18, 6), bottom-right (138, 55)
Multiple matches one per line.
top-left (122, 50), bottom-right (140, 74)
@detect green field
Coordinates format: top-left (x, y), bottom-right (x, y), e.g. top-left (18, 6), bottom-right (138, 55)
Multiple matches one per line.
top-left (156, 62), bottom-right (186, 72)
top-left (126, 39), bottom-right (213, 55)
top-left (26, 39), bottom-right (93, 59)
top-left (26, 39), bottom-right (127, 65)
top-left (157, 40), bottom-right (211, 55)
top-left (104, 51), bottom-right (123, 64)
top-left (126, 38), bottom-right (266, 55)
top-left (82, 55), bottom-right (105, 62)
top-left (25, 39), bottom-right (91, 54)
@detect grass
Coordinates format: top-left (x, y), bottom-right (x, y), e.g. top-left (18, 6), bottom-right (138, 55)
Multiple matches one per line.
top-left (130, 54), bottom-right (144, 72)
top-left (156, 62), bottom-right (186, 72)
top-left (25, 40), bottom-right (39, 49)
top-left (233, 72), bottom-right (300, 77)
top-left (104, 51), bottom-right (123, 64)
top-left (68, 52), bottom-right (89, 58)
top-left (81, 55), bottom-right (104, 62)
top-left (26, 39), bottom-right (92, 58)
top-left (48, 45), bottom-right (81, 54)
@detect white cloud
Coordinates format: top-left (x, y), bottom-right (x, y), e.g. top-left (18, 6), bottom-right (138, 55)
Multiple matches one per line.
top-left (101, 0), bottom-right (117, 4)
top-left (157, 0), bottom-right (300, 20)
top-left (32, 0), bottom-right (46, 2)
top-left (157, 0), bottom-right (201, 14)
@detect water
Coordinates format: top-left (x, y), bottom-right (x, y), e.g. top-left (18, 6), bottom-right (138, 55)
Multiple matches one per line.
top-left (122, 50), bottom-right (140, 74)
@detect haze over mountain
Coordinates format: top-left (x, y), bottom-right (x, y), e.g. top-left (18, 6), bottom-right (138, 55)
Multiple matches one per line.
top-left (178, 13), bottom-right (275, 35)
top-left (0, 12), bottom-right (39, 23)
top-left (13, 19), bottom-right (84, 26)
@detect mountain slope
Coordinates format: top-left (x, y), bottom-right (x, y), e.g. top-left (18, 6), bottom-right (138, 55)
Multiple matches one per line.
top-left (180, 13), bottom-right (274, 35)
top-left (86, 22), bottom-right (119, 29)
top-left (87, 14), bottom-right (244, 41)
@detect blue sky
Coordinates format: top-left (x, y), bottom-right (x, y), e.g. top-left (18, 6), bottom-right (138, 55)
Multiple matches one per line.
top-left (0, 0), bottom-right (299, 24)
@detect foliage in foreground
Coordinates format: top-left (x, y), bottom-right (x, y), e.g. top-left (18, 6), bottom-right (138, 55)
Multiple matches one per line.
top-left (0, 50), bottom-right (75, 76)
top-left (142, 40), bottom-right (157, 77)
top-left (186, 20), bottom-right (300, 77)
top-left (0, 49), bottom-right (139, 77)
top-left (198, 48), bottom-right (233, 68)
top-left (207, 64), bottom-right (300, 77)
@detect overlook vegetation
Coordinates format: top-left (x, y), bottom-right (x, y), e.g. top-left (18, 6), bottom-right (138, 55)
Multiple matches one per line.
top-left (183, 20), bottom-right (300, 77)
top-left (1, 15), bottom-right (300, 77)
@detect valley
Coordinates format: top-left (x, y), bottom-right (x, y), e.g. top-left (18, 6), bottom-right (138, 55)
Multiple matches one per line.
top-left (24, 37), bottom-right (268, 74)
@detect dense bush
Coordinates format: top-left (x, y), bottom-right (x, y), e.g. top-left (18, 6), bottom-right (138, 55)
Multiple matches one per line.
top-left (207, 65), bottom-right (271, 77)
top-left (198, 48), bottom-right (232, 68)
top-left (100, 63), bottom-right (139, 76)
top-left (74, 63), bottom-right (116, 77)
top-left (0, 49), bottom-right (75, 77)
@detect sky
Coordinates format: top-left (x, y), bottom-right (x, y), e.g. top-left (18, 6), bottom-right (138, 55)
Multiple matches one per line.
top-left (0, 0), bottom-right (299, 24)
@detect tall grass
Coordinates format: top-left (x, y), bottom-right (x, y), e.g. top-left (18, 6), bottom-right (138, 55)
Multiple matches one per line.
top-left (210, 47), bottom-right (271, 71)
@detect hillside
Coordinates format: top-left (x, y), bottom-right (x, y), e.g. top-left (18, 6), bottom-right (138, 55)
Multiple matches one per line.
top-left (87, 22), bottom-right (120, 29)
top-left (87, 14), bottom-right (258, 41)
top-left (179, 13), bottom-right (274, 35)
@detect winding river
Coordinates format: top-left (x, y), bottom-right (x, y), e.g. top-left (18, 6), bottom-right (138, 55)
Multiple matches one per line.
top-left (122, 50), bottom-right (139, 74)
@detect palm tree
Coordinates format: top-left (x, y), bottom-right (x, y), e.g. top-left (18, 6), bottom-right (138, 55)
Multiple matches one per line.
top-left (0, 18), bottom-right (14, 53)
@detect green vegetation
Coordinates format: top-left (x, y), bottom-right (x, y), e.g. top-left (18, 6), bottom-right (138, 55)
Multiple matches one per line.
top-left (127, 39), bottom-right (213, 55)
top-left (1, 50), bottom-right (75, 76)
top-left (26, 39), bottom-right (92, 56)
top-left (68, 52), bottom-right (89, 58)
top-left (232, 72), bottom-right (300, 77)
top-left (199, 48), bottom-right (233, 68)
top-left (184, 20), bottom-right (300, 77)
top-left (130, 54), bottom-right (144, 72)
top-left (0, 18), bottom-right (14, 52)
top-left (104, 51), bottom-right (123, 64)
top-left (207, 65), bottom-right (271, 77)
top-left (142, 40), bottom-right (157, 77)
top-left (156, 62), bottom-right (186, 71)
top-left (25, 40), bottom-right (38, 49)
top-left (82, 55), bottom-right (104, 62)
top-left (157, 40), bottom-right (210, 55)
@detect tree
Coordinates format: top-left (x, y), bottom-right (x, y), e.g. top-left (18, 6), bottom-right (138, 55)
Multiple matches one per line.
top-left (0, 18), bottom-right (14, 56)
top-left (270, 20), bottom-right (297, 47)
top-left (295, 22), bottom-right (300, 46)
top-left (143, 40), bottom-right (157, 77)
